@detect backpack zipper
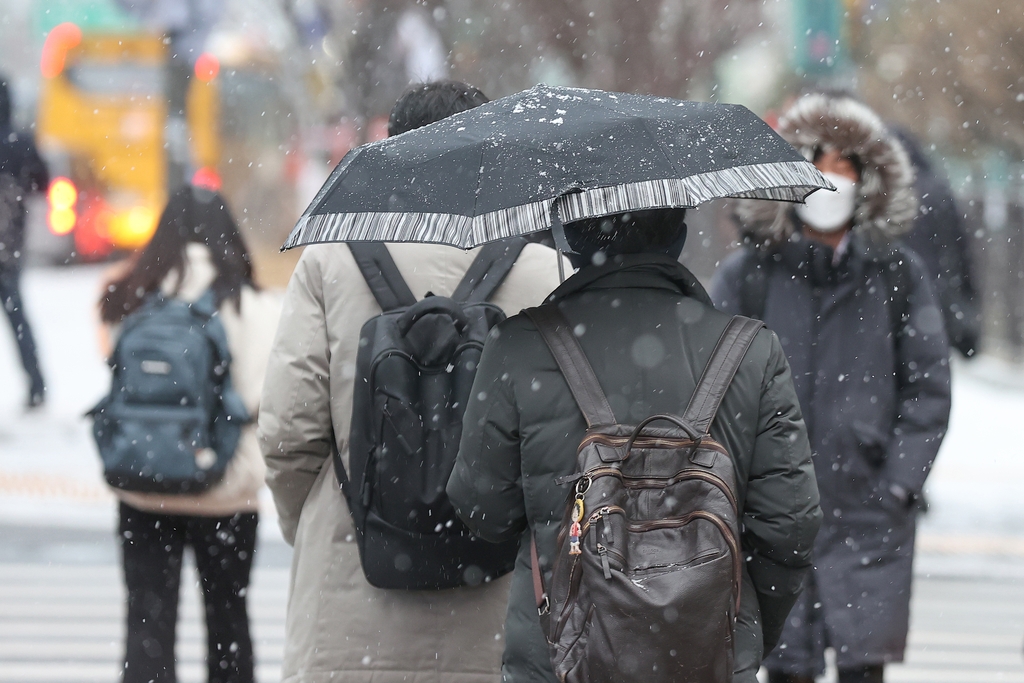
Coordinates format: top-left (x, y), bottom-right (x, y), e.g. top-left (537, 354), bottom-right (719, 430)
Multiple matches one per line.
top-left (597, 542), bottom-right (721, 578)
top-left (580, 505), bottom-right (742, 614)
top-left (596, 543), bottom-right (613, 579)
top-left (578, 432), bottom-right (728, 455)
top-left (584, 467), bottom-right (737, 514)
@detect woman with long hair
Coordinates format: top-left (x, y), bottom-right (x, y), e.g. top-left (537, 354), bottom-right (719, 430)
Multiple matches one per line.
top-left (99, 185), bottom-right (280, 683)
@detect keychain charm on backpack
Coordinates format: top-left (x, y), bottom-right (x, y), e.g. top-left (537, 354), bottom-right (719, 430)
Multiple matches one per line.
top-left (569, 488), bottom-right (586, 555)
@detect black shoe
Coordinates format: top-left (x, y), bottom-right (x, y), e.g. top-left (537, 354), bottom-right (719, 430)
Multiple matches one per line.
top-left (838, 666), bottom-right (884, 683)
top-left (767, 673), bottom-right (816, 683)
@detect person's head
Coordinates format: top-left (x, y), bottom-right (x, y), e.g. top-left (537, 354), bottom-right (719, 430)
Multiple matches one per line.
top-left (793, 144), bottom-right (863, 242)
top-left (0, 76), bottom-right (11, 130)
top-left (387, 80), bottom-right (489, 137)
top-left (562, 208), bottom-right (688, 269)
top-left (777, 92), bottom-right (915, 245)
top-left (100, 185), bottom-right (255, 323)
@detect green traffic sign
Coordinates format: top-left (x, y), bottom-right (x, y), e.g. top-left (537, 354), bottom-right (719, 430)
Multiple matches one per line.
top-left (34, 0), bottom-right (139, 40)
top-left (793, 0), bottom-right (846, 74)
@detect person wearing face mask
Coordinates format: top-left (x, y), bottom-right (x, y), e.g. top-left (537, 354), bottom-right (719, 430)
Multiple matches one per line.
top-left (711, 93), bottom-right (951, 683)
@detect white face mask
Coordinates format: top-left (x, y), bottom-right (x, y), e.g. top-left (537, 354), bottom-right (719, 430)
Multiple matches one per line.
top-left (796, 172), bottom-right (858, 233)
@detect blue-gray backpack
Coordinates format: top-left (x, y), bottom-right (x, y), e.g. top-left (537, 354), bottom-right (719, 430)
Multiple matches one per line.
top-left (89, 290), bottom-right (249, 494)
top-left (341, 240), bottom-right (526, 590)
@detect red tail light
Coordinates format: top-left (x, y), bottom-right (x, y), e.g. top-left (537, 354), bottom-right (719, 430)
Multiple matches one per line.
top-left (192, 167), bottom-right (222, 191)
top-left (194, 53), bottom-right (220, 82)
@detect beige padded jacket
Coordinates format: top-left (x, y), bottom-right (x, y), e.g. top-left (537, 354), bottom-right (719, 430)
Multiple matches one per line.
top-left (258, 242), bottom-right (566, 683)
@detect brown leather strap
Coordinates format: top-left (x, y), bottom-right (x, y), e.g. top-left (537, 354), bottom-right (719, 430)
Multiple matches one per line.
top-left (530, 535), bottom-right (549, 614)
top-left (524, 306), bottom-right (616, 427)
top-left (681, 316), bottom-right (764, 437)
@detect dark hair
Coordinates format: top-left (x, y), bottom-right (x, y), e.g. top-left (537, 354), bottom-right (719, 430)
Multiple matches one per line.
top-left (563, 208), bottom-right (688, 267)
top-left (812, 145), bottom-right (864, 180)
top-left (387, 80), bottom-right (489, 136)
top-left (100, 186), bottom-right (256, 323)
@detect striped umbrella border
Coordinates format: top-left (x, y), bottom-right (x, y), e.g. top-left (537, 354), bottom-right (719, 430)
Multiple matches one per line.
top-left (282, 160), bottom-right (830, 251)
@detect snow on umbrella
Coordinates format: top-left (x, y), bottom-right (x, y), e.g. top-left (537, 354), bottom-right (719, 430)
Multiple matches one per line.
top-left (283, 84), bottom-right (834, 251)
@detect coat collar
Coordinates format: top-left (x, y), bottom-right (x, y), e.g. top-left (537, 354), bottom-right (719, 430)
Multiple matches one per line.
top-left (546, 254), bottom-right (713, 306)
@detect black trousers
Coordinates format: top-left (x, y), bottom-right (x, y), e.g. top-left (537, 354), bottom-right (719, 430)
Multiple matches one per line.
top-left (118, 502), bottom-right (258, 683)
top-left (768, 667), bottom-right (884, 683)
top-left (0, 267), bottom-right (44, 399)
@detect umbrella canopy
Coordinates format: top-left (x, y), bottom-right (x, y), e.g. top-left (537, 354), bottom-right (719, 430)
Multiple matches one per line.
top-left (284, 84), bottom-right (832, 251)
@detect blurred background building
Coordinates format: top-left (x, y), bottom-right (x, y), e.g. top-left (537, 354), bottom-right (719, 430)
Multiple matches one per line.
top-left (1, 0), bottom-right (1023, 354)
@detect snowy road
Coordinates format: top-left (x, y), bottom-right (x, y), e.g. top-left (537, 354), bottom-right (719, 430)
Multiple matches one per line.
top-left (0, 264), bottom-right (1022, 682)
top-left (0, 524), bottom-right (1020, 683)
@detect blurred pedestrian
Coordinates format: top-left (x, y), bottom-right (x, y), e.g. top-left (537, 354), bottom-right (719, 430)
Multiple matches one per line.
top-left (98, 186), bottom-right (279, 683)
top-left (447, 209), bottom-right (822, 682)
top-left (893, 128), bottom-right (981, 358)
top-left (712, 93), bottom-right (952, 683)
top-left (0, 75), bottom-right (49, 408)
top-left (257, 81), bottom-right (565, 683)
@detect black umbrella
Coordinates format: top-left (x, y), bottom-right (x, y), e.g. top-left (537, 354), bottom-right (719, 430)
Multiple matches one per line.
top-left (283, 84), bottom-right (831, 251)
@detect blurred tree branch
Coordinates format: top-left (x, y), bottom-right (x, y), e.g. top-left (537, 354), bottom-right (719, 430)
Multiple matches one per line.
top-left (860, 0), bottom-right (1024, 157)
top-left (296, 0), bottom-right (768, 124)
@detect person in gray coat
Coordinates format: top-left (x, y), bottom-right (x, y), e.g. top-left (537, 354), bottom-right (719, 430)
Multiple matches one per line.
top-left (448, 209), bottom-right (823, 682)
top-left (711, 94), bottom-right (951, 683)
top-left (894, 128), bottom-right (980, 359)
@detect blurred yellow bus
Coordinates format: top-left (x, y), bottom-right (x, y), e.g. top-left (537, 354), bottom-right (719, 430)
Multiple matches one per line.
top-left (36, 23), bottom-right (220, 260)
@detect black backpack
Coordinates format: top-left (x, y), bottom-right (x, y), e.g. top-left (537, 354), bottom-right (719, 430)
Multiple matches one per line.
top-left (341, 240), bottom-right (527, 589)
top-left (525, 306), bottom-right (763, 683)
top-left (89, 291), bottom-right (249, 493)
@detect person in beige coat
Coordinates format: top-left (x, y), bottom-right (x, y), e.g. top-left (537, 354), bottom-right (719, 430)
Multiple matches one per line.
top-left (257, 81), bottom-right (567, 683)
top-left (98, 186), bottom-right (280, 683)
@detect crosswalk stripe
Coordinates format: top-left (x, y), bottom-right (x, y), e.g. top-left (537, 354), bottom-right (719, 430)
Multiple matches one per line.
top-left (0, 556), bottom-right (288, 683)
top-left (1, 547), bottom-right (1022, 683)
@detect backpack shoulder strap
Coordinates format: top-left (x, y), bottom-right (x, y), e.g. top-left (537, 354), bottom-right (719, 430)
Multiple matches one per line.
top-left (189, 290), bottom-right (233, 370)
top-left (348, 243), bottom-right (417, 311)
top-left (451, 237), bottom-right (528, 303)
top-left (737, 248), bottom-right (770, 320)
top-left (189, 289), bottom-right (218, 318)
top-left (681, 316), bottom-right (765, 437)
top-left (523, 305), bottom-right (616, 428)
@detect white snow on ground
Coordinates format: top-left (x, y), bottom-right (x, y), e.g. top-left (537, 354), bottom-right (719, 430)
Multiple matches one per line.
top-left (0, 264), bottom-right (1021, 556)
top-left (919, 355), bottom-right (1024, 538)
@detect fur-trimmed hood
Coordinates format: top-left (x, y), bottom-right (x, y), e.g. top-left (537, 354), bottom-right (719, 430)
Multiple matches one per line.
top-left (736, 94), bottom-right (917, 247)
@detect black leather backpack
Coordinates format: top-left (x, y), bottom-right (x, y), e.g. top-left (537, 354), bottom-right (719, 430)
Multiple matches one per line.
top-left (525, 305), bottom-right (763, 682)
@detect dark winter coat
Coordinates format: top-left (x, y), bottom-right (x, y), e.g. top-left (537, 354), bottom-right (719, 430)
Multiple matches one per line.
top-left (0, 127), bottom-right (49, 270)
top-left (448, 255), bottom-right (823, 683)
top-left (897, 132), bottom-right (980, 358)
top-left (711, 94), bottom-right (951, 672)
